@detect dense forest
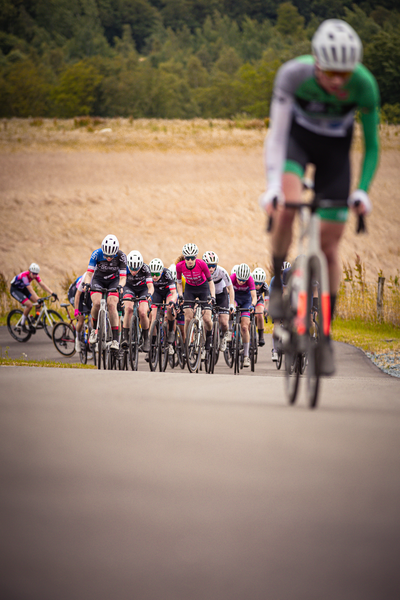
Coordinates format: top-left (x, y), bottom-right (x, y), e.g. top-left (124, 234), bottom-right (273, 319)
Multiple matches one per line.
top-left (0, 0), bottom-right (399, 121)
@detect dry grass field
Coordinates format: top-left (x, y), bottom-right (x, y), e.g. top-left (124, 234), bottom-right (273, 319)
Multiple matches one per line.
top-left (1, 118), bottom-right (399, 294)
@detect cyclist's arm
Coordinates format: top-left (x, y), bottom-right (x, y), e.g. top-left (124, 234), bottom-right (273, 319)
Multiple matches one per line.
top-left (208, 279), bottom-right (215, 299)
top-left (176, 280), bottom-right (183, 297)
top-left (264, 85), bottom-right (294, 191)
top-left (359, 105), bottom-right (380, 192)
top-left (226, 283), bottom-right (235, 306)
top-left (146, 281), bottom-right (154, 296)
top-left (38, 281), bottom-right (53, 295)
top-left (251, 290), bottom-right (257, 306)
top-left (119, 274), bottom-right (126, 288)
top-left (168, 287), bottom-right (178, 304)
top-left (74, 289), bottom-right (82, 311)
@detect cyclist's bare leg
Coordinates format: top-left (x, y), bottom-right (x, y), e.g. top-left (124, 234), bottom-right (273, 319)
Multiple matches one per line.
top-left (202, 310), bottom-right (212, 332)
top-left (107, 295), bottom-right (119, 328)
top-left (320, 221), bottom-right (346, 295)
top-left (138, 302), bottom-right (149, 330)
top-left (219, 313), bottom-right (229, 334)
top-left (90, 292), bottom-right (102, 321)
top-left (271, 173), bottom-right (302, 256)
top-left (123, 300), bottom-right (133, 328)
top-left (240, 316), bottom-right (250, 343)
top-left (22, 298), bottom-right (34, 318)
top-left (183, 307), bottom-right (194, 340)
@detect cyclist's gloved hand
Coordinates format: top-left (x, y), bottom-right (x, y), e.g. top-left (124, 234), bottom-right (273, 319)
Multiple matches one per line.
top-left (259, 187), bottom-right (284, 215)
top-left (250, 304), bottom-right (256, 313)
top-left (229, 303), bottom-right (235, 314)
top-left (51, 292), bottom-right (58, 301)
top-left (178, 295), bottom-right (184, 305)
top-left (348, 189), bottom-right (372, 216)
top-left (74, 309), bottom-right (81, 317)
top-left (210, 297), bottom-right (216, 306)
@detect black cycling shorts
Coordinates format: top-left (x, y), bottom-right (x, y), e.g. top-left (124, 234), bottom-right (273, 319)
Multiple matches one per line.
top-left (152, 288), bottom-right (174, 306)
top-left (286, 119), bottom-right (353, 201)
top-left (91, 275), bottom-right (119, 296)
top-left (123, 284), bottom-right (149, 302)
top-left (10, 285), bottom-right (31, 304)
top-left (216, 288), bottom-right (229, 314)
top-left (183, 281), bottom-right (211, 310)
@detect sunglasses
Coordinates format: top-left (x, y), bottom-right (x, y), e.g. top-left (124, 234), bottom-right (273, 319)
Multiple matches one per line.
top-left (185, 256), bottom-right (196, 261)
top-left (322, 69), bottom-right (352, 79)
top-left (152, 272), bottom-right (161, 277)
top-left (208, 264), bottom-right (217, 268)
top-left (237, 278), bottom-right (247, 282)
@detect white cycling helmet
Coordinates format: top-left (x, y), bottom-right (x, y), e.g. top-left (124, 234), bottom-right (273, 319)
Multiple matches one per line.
top-left (127, 250), bottom-right (143, 271)
top-left (252, 267), bottom-right (266, 284)
top-left (29, 262), bottom-right (40, 274)
top-left (149, 258), bottom-right (164, 274)
top-left (182, 243), bottom-right (198, 257)
top-left (236, 263), bottom-right (251, 281)
top-left (101, 234), bottom-right (119, 257)
top-left (202, 250), bottom-right (219, 265)
top-left (282, 261), bottom-right (291, 271)
top-left (168, 263), bottom-right (177, 282)
top-left (231, 264), bottom-right (239, 275)
top-left (312, 19), bottom-right (362, 72)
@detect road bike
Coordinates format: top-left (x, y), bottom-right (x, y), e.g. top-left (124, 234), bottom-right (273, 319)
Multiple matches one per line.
top-left (230, 307), bottom-right (250, 375)
top-left (168, 326), bottom-right (185, 370)
top-left (88, 286), bottom-right (121, 370)
top-left (204, 305), bottom-right (221, 374)
top-left (249, 310), bottom-right (258, 372)
top-left (270, 197), bottom-right (365, 408)
top-left (7, 295), bottom-right (63, 342)
top-left (52, 302), bottom-right (95, 364)
top-left (149, 301), bottom-right (170, 372)
top-left (123, 296), bottom-right (148, 371)
top-left (185, 299), bottom-right (212, 374)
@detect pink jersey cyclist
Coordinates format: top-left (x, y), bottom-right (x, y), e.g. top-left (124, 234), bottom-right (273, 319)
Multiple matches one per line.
top-left (9, 263), bottom-right (57, 332)
top-left (176, 259), bottom-right (210, 287)
top-left (231, 272), bottom-right (256, 294)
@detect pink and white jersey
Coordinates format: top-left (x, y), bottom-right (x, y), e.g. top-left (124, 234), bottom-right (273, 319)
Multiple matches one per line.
top-left (176, 259), bottom-right (211, 286)
top-left (230, 273), bottom-right (256, 293)
top-left (11, 271), bottom-right (42, 290)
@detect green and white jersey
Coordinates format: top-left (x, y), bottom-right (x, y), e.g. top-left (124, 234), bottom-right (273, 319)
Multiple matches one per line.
top-left (265, 55), bottom-right (380, 193)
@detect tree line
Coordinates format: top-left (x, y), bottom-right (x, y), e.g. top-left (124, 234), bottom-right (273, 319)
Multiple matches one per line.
top-left (0, 0), bottom-right (399, 121)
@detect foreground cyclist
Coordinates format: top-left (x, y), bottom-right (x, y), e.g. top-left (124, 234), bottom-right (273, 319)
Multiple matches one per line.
top-left (231, 263), bottom-right (257, 368)
top-left (202, 251), bottom-right (234, 352)
top-left (84, 235), bottom-right (127, 351)
top-left (10, 263), bottom-right (58, 332)
top-left (259, 19), bottom-right (380, 374)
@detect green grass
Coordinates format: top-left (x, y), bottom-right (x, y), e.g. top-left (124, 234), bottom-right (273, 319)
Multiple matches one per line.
top-left (331, 318), bottom-right (400, 354)
top-left (0, 356), bottom-right (95, 368)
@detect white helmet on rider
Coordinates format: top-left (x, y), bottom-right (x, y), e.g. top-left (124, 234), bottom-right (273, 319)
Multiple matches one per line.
top-left (282, 261), bottom-right (291, 271)
top-left (312, 19), bottom-right (363, 72)
top-left (231, 264), bottom-right (239, 275)
top-left (182, 243), bottom-right (198, 257)
top-left (149, 258), bottom-right (164, 275)
top-left (101, 234), bottom-right (119, 257)
top-left (202, 250), bottom-right (219, 265)
top-left (168, 263), bottom-right (177, 282)
top-left (127, 250), bottom-right (143, 271)
top-left (29, 262), bottom-right (40, 274)
top-left (236, 263), bottom-right (251, 281)
top-left (252, 267), bottom-right (266, 284)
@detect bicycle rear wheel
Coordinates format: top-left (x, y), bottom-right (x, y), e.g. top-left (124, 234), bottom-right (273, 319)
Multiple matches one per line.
top-left (224, 331), bottom-right (234, 368)
top-left (186, 318), bottom-right (202, 373)
top-left (129, 316), bottom-right (139, 371)
top-left (7, 309), bottom-right (31, 342)
top-left (160, 322), bottom-right (169, 372)
top-left (275, 349), bottom-right (283, 370)
top-left (97, 311), bottom-right (106, 369)
top-left (234, 323), bottom-right (241, 375)
top-left (208, 321), bottom-right (219, 374)
top-left (52, 322), bottom-right (75, 356)
top-left (307, 281), bottom-right (322, 409)
top-left (250, 321), bottom-right (257, 372)
top-left (176, 327), bottom-right (185, 369)
top-left (43, 310), bottom-right (64, 338)
top-left (149, 320), bottom-right (160, 372)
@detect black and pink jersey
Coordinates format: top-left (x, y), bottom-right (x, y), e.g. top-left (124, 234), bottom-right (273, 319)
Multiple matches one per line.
top-left (87, 248), bottom-right (127, 280)
top-left (231, 273), bottom-right (256, 294)
top-left (126, 263), bottom-right (152, 289)
top-left (256, 282), bottom-right (269, 303)
top-left (11, 271), bottom-right (42, 289)
top-left (176, 259), bottom-right (211, 286)
top-left (153, 268), bottom-right (176, 293)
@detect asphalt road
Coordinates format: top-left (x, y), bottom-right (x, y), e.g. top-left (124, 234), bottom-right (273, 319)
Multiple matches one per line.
top-left (1, 326), bottom-right (400, 600)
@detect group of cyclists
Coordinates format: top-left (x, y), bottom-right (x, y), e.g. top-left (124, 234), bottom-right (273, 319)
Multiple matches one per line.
top-left (9, 19), bottom-right (380, 378)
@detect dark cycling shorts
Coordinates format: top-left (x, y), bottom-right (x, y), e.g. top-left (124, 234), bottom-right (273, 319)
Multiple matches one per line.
top-left (91, 275), bottom-right (120, 297)
top-left (10, 285), bottom-right (31, 305)
top-left (235, 290), bottom-right (253, 318)
top-left (68, 288), bottom-right (92, 314)
top-left (123, 284), bottom-right (149, 303)
top-left (216, 288), bottom-right (229, 314)
top-left (285, 119), bottom-right (352, 222)
top-left (183, 281), bottom-right (211, 310)
top-left (152, 288), bottom-right (174, 307)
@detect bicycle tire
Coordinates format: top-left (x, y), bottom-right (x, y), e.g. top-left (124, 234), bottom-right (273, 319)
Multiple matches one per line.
top-left (224, 331), bottom-right (234, 368)
top-left (97, 311), bottom-right (106, 369)
top-left (43, 309), bottom-right (64, 338)
top-left (52, 322), bottom-right (75, 356)
top-left (285, 350), bottom-right (301, 405)
top-left (307, 280), bottom-right (322, 409)
top-left (160, 322), bottom-right (169, 372)
top-left (176, 327), bottom-right (186, 369)
top-left (186, 318), bottom-right (202, 373)
top-left (149, 319), bottom-right (160, 372)
top-left (275, 349), bottom-right (283, 370)
top-left (250, 321), bottom-right (257, 372)
top-left (129, 315), bottom-right (139, 371)
top-left (7, 309), bottom-right (31, 342)
top-left (80, 344), bottom-right (88, 364)
top-left (234, 322), bottom-right (241, 375)
top-left (209, 320), bottom-right (219, 374)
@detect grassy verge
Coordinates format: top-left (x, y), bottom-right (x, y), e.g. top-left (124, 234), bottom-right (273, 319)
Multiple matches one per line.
top-left (0, 355), bottom-right (95, 368)
top-left (265, 317), bottom-right (400, 354)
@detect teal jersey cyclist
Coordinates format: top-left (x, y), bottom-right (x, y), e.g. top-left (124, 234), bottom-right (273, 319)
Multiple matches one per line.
top-left (259, 19), bottom-right (380, 376)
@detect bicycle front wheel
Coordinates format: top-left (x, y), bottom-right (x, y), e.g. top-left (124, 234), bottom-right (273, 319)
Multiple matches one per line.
top-left (52, 322), bottom-right (75, 356)
top-left (186, 319), bottom-right (202, 373)
top-left (149, 320), bottom-right (160, 372)
top-left (160, 322), bottom-right (169, 372)
top-left (285, 350), bottom-right (301, 405)
top-left (307, 284), bottom-right (322, 409)
top-left (43, 310), bottom-right (64, 338)
top-left (97, 311), bottom-right (107, 369)
top-left (129, 316), bottom-right (139, 371)
top-left (7, 309), bottom-right (31, 342)
top-left (234, 323), bottom-right (241, 375)
top-left (250, 321), bottom-right (257, 372)
top-left (176, 327), bottom-right (186, 369)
